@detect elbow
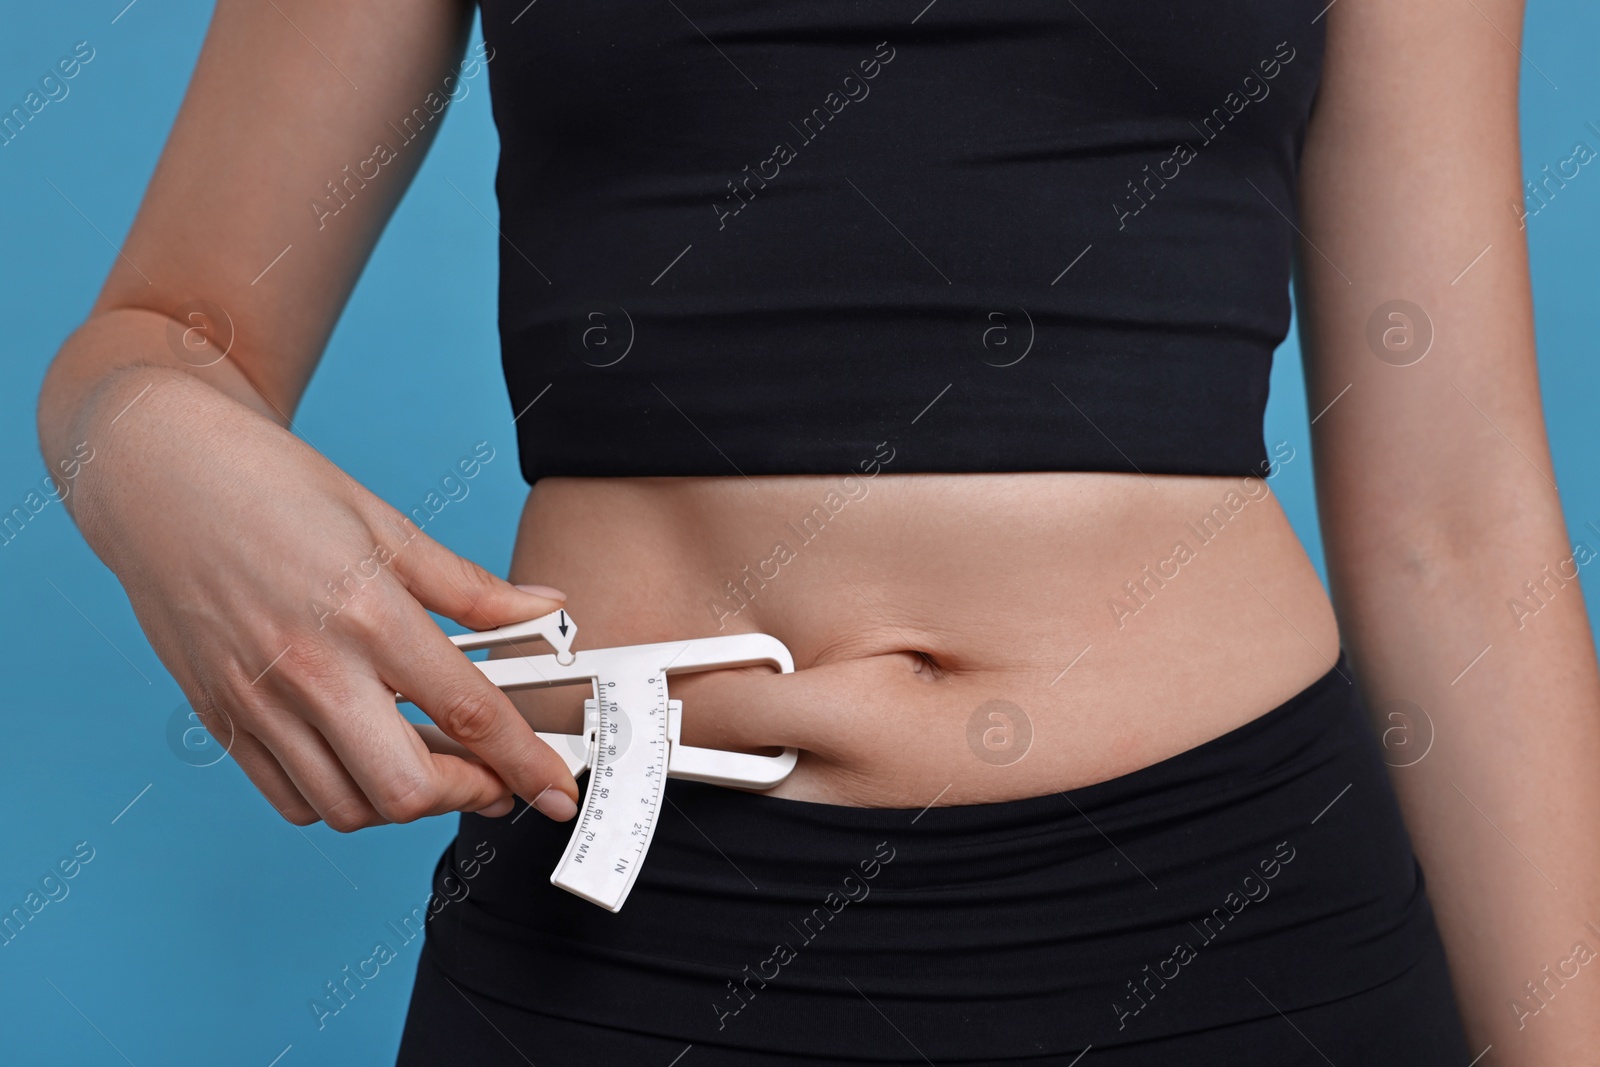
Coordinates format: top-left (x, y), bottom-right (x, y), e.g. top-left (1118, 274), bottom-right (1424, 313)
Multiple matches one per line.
top-left (1323, 488), bottom-right (1483, 594)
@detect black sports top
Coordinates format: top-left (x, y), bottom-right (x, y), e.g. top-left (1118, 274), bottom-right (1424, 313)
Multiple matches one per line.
top-left (479, 1), bottom-right (1326, 482)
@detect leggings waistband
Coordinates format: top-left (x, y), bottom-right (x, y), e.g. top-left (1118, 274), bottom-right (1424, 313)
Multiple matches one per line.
top-left (422, 653), bottom-right (1451, 1058)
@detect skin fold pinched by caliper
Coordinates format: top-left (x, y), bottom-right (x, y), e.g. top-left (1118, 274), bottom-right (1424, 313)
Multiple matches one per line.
top-left (442, 611), bottom-right (799, 912)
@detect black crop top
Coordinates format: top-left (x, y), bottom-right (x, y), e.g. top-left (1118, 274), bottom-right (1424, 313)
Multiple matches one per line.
top-left (478, 1), bottom-right (1326, 482)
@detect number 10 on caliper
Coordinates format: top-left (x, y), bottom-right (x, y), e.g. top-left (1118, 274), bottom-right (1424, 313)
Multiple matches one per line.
top-left (444, 611), bottom-right (799, 912)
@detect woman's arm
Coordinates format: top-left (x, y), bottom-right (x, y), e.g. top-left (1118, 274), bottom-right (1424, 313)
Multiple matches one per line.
top-left (36, 0), bottom-right (580, 829)
top-left (1298, 0), bottom-right (1600, 1058)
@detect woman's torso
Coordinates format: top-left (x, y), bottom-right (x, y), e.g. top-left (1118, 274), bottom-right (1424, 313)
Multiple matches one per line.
top-left (481, 0), bottom-right (1336, 807)
top-left (499, 470), bottom-right (1340, 807)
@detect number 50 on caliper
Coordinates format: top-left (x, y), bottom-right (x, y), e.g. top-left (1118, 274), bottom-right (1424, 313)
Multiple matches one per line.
top-left (441, 610), bottom-right (799, 913)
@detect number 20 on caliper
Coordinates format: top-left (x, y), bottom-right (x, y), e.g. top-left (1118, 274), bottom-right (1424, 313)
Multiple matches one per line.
top-left (443, 611), bottom-right (798, 912)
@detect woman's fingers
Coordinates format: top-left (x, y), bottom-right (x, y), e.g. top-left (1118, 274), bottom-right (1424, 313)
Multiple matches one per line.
top-left (376, 521), bottom-right (578, 820)
top-left (303, 676), bottom-right (518, 824)
top-left (246, 710), bottom-right (391, 832)
top-left (379, 598), bottom-right (580, 821)
top-left (230, 692), bottom-right (518, 830)
top-left (411, 726), bottom-right (516, 817)
top-left (412, 723), bottom-right (478, 762)
top-left (235, 637), bottom-right (522, 828)
top-left (220, 726), bottom-right (321, 826)
top-left (383, 517), bottom-right (565, 633)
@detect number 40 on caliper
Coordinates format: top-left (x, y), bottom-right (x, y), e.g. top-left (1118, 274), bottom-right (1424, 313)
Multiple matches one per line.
top-left (440, 610), bottom-right (799, 912)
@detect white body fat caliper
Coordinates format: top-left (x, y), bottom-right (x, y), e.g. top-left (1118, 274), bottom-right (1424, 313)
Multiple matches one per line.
top-left (442, 610), bottom-right (798, 913)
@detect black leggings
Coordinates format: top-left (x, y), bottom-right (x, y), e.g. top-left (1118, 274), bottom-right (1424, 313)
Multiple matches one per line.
top-left (397, 653), bottom-right (1471, 1064)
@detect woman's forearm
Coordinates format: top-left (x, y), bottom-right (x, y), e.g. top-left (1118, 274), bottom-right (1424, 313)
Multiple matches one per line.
top-left (1326, 491), bottom-right (1600, 1061)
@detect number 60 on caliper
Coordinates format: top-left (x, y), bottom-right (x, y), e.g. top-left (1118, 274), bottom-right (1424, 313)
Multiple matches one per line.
top-left (438, 610), bottom-right (798, 913)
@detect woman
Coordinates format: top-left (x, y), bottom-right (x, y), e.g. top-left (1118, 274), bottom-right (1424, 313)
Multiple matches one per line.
top-left (35, 0), bottom-right (1600, 1062)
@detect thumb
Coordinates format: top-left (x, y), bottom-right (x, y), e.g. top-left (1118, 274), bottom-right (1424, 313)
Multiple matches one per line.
top-left (390, 525), bottom-right (565, 632)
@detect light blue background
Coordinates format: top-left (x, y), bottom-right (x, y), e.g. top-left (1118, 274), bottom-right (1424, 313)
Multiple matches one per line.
top-left (1, 2), bottom-right (1595, 1064)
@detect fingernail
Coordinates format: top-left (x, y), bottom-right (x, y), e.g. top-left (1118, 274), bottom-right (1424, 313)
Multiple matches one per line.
top-left (533, 788), bottom-right (578, 822)
top-left (515, 583), bottom-right (567, 601)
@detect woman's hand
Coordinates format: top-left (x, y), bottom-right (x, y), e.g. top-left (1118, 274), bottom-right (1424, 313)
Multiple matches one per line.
top-left (66, 364), bottom-right (580, 830)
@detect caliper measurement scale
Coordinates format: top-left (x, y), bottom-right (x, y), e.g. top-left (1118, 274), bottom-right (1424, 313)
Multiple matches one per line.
top-left (435, 610), bottom-right (798, 912)
top-left (561, 670), bottom-right (669, 907)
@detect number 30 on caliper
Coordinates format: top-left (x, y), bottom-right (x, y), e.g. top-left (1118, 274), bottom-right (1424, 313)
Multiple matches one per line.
top-left (443, 610), bottom-right (798, 912)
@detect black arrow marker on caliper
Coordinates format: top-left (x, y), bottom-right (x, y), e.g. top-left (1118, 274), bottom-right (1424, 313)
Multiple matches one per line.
top-left (558, 610), bottom-right (569, 637)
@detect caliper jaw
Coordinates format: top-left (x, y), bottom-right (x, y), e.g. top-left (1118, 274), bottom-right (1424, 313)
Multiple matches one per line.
top-left (564, 698), bottom-right (798, 788)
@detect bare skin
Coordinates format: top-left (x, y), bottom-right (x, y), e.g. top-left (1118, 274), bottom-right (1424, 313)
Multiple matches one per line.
top-left (34, 0), bottom-right (1600, 1059)
top-left (498, 472), bottom-right (1338, 808)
